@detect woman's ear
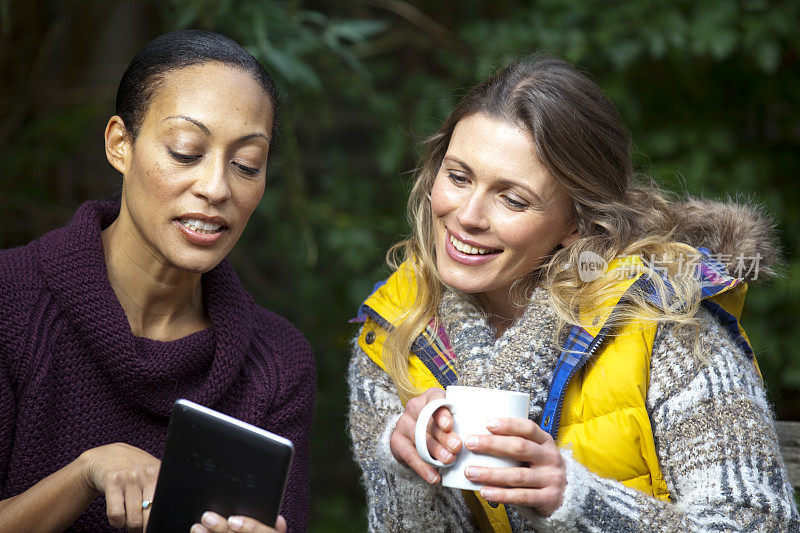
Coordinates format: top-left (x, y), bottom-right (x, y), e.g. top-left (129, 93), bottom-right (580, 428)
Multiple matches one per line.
top-left (104, 116), bottom-right (131, 175)
top-left (560, 220), bottom-right (580, 248)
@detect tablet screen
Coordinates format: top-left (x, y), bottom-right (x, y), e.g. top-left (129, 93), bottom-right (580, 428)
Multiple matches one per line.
top-left (147, 399), bottom-right (294, 532)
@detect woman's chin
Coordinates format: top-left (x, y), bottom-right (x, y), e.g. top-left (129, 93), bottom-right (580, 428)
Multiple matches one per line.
top-left (439, 272), bottom-right (490, 296)
top-left (165, 232), bottom-right (236, 274)
top-left (168, 251), bottom-right (226, 275)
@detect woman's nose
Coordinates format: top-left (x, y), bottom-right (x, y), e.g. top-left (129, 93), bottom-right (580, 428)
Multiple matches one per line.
top-left (454, 191), bottom-right (489, 230)
top-left (193, 157), bottom-right (232, 205)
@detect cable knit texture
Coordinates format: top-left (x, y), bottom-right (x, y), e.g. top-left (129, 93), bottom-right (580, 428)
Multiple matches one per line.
top-left (348, 287), bottom-right (800, 532)
top-left (0, 201), bottom-right (316, 532)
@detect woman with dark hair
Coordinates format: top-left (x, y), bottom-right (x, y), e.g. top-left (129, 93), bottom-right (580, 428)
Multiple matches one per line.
top-left (0, 30), bottom-right (314, 532)
top-left (348, 56), bottom-right (799, 531)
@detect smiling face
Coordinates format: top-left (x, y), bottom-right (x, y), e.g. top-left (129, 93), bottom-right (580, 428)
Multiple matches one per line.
top-left (430, 112), bottom-right (578, 312)
top-left (105, 62), bottom-right (273, 274)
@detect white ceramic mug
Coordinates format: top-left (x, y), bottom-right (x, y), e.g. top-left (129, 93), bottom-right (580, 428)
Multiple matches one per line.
top-left (414, 386), bottom-right (530, 490)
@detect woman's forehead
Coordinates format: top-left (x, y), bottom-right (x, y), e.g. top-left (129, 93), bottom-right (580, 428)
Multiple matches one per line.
top-left (141, 63), bottom-right (273, 136)
top-left (446, 113), bottom-right (553, 189)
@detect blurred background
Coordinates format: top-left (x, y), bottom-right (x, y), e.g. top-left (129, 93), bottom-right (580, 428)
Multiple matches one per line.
top-left (1, 0), bottom-right (799, 529)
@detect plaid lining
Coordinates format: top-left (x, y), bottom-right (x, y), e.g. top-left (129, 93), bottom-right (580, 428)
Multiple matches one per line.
top-left (696, 247), bottom-right (741, 297)
top-left (357, 304), bottom-right (459, 387)
top-left (411, 320), bottom-right (459, 387)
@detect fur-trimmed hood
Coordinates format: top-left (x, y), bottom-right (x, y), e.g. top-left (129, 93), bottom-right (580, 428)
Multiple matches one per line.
top-left (668, 198), bottom-right (781, 282)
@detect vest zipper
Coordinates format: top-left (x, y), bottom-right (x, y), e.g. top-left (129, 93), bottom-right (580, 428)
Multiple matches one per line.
top-left (549, 327), bottom-right (609, 441)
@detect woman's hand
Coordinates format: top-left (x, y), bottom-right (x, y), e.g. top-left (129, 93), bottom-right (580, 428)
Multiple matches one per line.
top-left (389, 387), bottom-right (461, 484)
top-left (79, 442), bottom-right (160, 532)
top-left (190, 513), bottom-right (287, 533)
top-left (462, 417), bottom-right (566, 516)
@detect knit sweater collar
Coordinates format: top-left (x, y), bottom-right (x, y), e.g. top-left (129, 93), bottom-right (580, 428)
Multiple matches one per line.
top-left (35, 200), bottom-right (255, 418)
top-left (438, 287), bottom-right (561, 413)
top-left (438, 287), bottom-right (557, 347)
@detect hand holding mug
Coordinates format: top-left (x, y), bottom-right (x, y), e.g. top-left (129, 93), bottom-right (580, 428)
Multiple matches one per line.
top-left (389, 387), bottom-right (461, 484)
top-left (461, 416), bottom-right (567, 517)
top-left (393, 385), bottom-right (565, 516)
top-left (412, 386), bottom-right (530, 491)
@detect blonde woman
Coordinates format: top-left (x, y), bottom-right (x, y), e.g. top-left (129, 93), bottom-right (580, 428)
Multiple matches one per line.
top-left (347, 57), bottom-right (799, 532)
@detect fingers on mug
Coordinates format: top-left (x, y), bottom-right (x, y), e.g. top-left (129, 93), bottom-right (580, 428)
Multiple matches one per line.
top-left (414, 398), bottom-right (456, 467)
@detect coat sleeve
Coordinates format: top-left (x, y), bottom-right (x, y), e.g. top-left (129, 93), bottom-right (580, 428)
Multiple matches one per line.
top-left (347, 330), bottom-right (477, 532)
top-left (523, 310), bottom-right (800, 532)
top-left (0, 245), bottom-right (38, 495)
top-left (258, 315), bottom-right (316, 533)
top-left (0, 336), bottom-right (17, 495)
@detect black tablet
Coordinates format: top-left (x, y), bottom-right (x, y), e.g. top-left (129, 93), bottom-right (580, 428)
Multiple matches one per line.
top-left (146, 399), bottom-right (294, 532)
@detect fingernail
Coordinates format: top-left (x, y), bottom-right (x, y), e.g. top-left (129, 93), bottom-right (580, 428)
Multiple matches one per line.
top-left (486, 418), bottom-right (500, 430)
top-left (448, 437), bottom-right (460, 451)
top-left (481, 487), bottom-right (496, 499)
top-left (201, 512), bottom-right (219, 527)
top-left (441, 449), bottom-right (453, 462)
top-left (465, 466), bottom-right (476, 478)
top-left (189, 525), bottom-right (204, 533)
top-left (427, 471), bottom-right (439, 484)
top-left (228, 516), bottom-right (244, 530)
top-left (465, 436), bottom-right (479, 449)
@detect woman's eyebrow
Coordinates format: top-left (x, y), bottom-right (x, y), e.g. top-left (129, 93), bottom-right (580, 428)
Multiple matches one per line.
top-left (165, 115), bottom-right (210, 134)
top-left (442, 155), bottom-right (474, 174)
top-left (163, 115), bottom-right (270, 143)
top-left (238, 132), bottom-right (271, 143)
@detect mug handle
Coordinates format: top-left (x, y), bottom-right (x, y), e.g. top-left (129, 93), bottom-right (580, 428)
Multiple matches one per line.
top-left (414, 398), bottom-right (456, 468)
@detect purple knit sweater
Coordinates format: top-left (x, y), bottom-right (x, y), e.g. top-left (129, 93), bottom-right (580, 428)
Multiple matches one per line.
top-left (0, 201), bottom-right (316, 532)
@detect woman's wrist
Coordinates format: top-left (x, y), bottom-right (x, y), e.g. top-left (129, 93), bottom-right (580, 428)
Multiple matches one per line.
top-left (518, 450), bottom-right (583, 529)
top-left (75, 448), bottom-right (101, 498)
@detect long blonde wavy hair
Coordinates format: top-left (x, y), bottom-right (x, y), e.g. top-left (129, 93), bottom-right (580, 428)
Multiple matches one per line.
top-left (385, 56), bottom-right (704, 400)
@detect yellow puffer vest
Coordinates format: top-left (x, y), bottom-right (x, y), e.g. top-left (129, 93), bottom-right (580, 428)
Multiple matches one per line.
top-left (355, 252), bottom-right (755, 532)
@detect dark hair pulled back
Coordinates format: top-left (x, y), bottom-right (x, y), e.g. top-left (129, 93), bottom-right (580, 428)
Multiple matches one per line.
top-left (115, 29), bottom-right (278, 140)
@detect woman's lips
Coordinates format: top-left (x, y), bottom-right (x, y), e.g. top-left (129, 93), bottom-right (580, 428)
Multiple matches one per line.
top-left (444, 229), bottom-right (501, 265)
top-left (174, 218), bottom-right (228, 246)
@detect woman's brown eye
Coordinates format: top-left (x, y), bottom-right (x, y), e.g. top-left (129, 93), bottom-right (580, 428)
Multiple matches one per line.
top-left (503, 195), bottom-right (528, 209)
top-left (447, 172), bottom-right (468, 185)
top-left (168, 148), bottom-right (200, 163)
top-left (233, 162), bottom-right (261, 176)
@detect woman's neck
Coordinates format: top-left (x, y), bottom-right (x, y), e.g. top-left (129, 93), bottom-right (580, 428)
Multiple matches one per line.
top-left (101, 216), bottom-right (210, 341)
top-left (481, 289), bottom-right (525, 338)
